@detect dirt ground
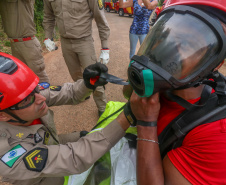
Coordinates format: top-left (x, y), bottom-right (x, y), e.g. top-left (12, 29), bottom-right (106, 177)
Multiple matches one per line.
top-left (1, 11), bottom-right (226, 185)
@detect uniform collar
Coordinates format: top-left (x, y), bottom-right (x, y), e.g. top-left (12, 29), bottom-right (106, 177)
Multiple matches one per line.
top-left (0, 121), bottom-right (43, 140)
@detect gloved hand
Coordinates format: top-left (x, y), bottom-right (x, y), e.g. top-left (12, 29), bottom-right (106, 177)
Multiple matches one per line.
top-left (98, 49), bottom-right (110, 65)
top-left (44, 38), bottom-right (58, 52)
top-left (83, 62), bottom-right (108, 90)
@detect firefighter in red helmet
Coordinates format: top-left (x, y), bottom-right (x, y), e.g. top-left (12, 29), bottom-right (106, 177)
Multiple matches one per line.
top-left (123, 0), bottom-right (226, 184)
top-left (0, 52), bottom-right (134, 185)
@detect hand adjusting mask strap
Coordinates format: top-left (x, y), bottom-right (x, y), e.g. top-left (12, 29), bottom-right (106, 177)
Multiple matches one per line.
top-left (90, 72), bottom-right (129, 86)
top-left (128, 5), bottom-right (226, 97)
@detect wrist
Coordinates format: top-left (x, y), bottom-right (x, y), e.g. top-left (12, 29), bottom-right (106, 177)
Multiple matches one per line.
top-left (137, 126), bottom-right (158, 140)
top-left (117, 112), bottom-right (131, 131)
top-left (137, 120), bottom-right (157, 127)
top-left (101, 40), bottom-right (108, 49)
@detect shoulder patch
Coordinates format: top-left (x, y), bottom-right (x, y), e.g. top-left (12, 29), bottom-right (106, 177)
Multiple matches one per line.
top-left (23, 148), bottom-right (48, 172)
top-left (1, 144), bottom-right (26, 168)
top-left (49, 86), bottom-right (62, 91)
top-left (97, 0), bottom-right (104, 10)
top-left (38, 82), bottom-right (50, 91)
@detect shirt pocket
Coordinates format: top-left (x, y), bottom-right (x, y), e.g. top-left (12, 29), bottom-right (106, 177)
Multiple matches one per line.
top-left (68, 0), bottom-right (84, 16)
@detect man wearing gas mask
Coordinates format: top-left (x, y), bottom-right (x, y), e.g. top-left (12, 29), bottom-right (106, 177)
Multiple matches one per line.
top-left (123, 0), bottom-right (226, 184)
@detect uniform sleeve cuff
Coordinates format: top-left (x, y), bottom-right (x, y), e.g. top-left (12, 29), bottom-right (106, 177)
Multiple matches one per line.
top-left (101, 40), bottom-right (109, 49)
top-left (45, 33), bottom-right (53, 40)
top-left (102, 119), bottom-right (125, 147)
top-left (79, 80), bottom-right (93, 97)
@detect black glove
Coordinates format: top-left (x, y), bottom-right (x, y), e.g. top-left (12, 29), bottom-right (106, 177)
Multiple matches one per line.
top-left (83, 62), bottom-right (108, 90)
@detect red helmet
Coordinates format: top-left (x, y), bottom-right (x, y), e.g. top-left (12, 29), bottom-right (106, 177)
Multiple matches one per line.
top-left (0, 52), bottom-right (39, 110)
top-left (164, 0), bottom-right (226, 12)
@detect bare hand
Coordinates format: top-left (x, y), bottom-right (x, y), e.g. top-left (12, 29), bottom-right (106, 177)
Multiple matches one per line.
top-left (130, 91), bottom-right (160, 122)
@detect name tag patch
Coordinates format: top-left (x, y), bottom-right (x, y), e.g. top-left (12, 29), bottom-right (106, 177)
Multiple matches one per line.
top-left (23, 148), bottom-right (48, 172)
top-left (1, 144), bottom-right (26, 168)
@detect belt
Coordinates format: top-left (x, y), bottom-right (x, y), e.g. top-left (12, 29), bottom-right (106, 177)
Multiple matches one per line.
top-left (10, 36), bottom-right (35, 42)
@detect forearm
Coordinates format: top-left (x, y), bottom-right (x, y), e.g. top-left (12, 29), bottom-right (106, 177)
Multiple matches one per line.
top-left (41, 80), bottom-right (92, 107)
top-left (137, 125), bottom-right (164, 185)
top-left (116, 111), bottom-right (131, 131)
top-left (95, 17), bottom-right (110, 48)
top-left (101, 40), bottom-right (109, 49)
top-left (142, 0), bottom-right (158, 10)
top-left (88, 0), bottom-right (110, 48)
top-left (43, 0), bottom-right (56, 39)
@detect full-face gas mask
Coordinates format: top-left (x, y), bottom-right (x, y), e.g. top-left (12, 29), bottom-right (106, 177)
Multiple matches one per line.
top-left (127, 5), bottom-right (226, 97)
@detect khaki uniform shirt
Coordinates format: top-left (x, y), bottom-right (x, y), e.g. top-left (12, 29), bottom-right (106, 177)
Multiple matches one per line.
top-left (0, 0), bottom-right (36, 39)
top-left (0, 80), bottom-right (125, 185)
top-left (43, 0), bottom-right (110, 48)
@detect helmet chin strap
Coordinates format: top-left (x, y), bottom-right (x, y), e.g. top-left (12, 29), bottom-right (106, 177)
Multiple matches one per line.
top-left (4, 109), bottom-right (28, 124)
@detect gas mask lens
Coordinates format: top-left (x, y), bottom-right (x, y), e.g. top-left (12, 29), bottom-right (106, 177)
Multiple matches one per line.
top-left (128, 6), bottom-right (226, 97)
top-left (138, 10), bottom-right (219, 80)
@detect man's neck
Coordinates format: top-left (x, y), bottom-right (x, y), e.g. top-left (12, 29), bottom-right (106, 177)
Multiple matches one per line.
top-left (172, 85), bottom-right (205, 100)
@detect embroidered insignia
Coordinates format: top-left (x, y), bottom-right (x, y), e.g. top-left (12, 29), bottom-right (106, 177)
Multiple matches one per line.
top-left (38, 82), bottom-right (50, 91)
top-left (1, 144), bottom-right (26, 168)
top-left (97, 0), bottom-right (104, 10)
top-left (16, 133), bottom-right (24, 139)
top-left (34, 133), bottom-right (43, 143)
top-left (23, 148), bottom-right (48, 172)
top-left (43, 132), bottom-right (50, 145)
top-left (49, 86), bottom-right (61, 91)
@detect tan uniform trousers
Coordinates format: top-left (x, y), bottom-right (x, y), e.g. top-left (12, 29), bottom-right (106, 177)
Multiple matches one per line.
top-left (61, 36), bottom-right (107, 112)
top-left (11, 37), bottom-right (50, 83)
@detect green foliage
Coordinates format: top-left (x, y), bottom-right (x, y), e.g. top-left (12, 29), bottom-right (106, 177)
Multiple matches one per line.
top-left (158, 0), bottom-right (165, 6)
top-left (0, 32), bottom-right (4, 37)
top-left (4, 41), bottom-right (11, 47)
top-left (0, 16), bottom-right (11, 54)
top-left (34, 0), bottom-right (44, 33)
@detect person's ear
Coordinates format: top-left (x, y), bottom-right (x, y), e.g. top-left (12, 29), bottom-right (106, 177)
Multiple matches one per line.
top-left (0, 112), bottom-right (11, 122)
top-left (214, 60), bottom-right (225, 71)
